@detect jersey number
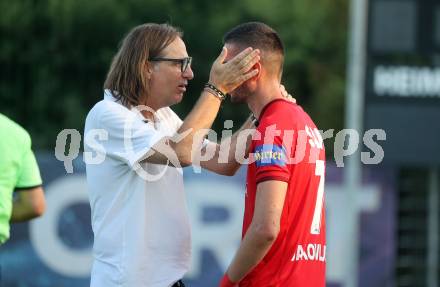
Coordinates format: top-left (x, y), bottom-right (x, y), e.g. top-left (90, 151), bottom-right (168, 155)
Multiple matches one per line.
top-left (310, 159), bottom-right (325, 235)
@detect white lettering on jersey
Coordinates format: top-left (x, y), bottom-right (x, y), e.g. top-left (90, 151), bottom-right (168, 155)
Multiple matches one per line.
top-left (291, 244), bottom-right (326, 262)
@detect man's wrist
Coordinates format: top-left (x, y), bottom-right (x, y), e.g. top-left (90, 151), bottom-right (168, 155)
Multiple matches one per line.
top-left (204, 82), bottom-right (227, 101)
top-left (204, 87), bottom-right (226, 101)
top-left (250, 113), bottom-right (259, 127)
top-left (207, 79), bottom-right (227, 94)
top-left (219, 273), bottom-right (236, 287)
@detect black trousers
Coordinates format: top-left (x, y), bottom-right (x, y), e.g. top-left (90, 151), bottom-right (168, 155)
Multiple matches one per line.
top-left (171, 279), bottom-right (186, 287)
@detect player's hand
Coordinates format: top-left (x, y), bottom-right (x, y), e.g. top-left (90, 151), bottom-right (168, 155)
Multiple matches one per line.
top-left (280, 84), bottom-right (296, 103)
top-left (209, 47), bottom-right (260, 93)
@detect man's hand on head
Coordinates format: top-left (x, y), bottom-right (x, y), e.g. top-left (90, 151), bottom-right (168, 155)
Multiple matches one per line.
top-left (209, 47), bottom-right (260, 94)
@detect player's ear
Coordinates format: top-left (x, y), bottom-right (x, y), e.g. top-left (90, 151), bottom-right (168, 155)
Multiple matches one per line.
top-left (251, 62), bottom-right (262, 81)
top-left (145, 61), bottom-right (154, 80)
top-left (244, 62), bottom-right (261, 92)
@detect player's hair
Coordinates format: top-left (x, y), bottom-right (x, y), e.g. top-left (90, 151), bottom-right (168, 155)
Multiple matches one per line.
top-left (104, 23), bottom-right (183, 108)
top-left (223, 22), bottom-right (284, 79)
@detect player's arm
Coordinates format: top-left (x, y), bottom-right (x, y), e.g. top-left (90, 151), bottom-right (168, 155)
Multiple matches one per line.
top-left (199, 115), bottom-right (255, 175)
top-left (141, 48), bottom-right (260, 167)
top-left (219, 180), bottom-right (288, 286)
top-left (11, 135), bottom-right (45, 222)
top-left (10, 186), bottom-right (46, 222)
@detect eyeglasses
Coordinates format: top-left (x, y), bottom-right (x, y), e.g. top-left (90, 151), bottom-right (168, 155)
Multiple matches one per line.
top-left (149, 57), bottom-right (192, 73)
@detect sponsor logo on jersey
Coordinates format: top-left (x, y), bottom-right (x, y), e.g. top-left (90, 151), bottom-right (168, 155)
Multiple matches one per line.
top-left (254, 144), bottom-right (287, 167)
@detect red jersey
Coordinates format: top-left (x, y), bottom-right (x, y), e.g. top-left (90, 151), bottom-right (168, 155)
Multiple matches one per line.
top-left (240, 99), bottom-right (326, 287)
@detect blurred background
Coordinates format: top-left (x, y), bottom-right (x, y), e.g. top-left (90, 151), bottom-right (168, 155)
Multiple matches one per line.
top-left (0, 0), bottom-right (439, 286)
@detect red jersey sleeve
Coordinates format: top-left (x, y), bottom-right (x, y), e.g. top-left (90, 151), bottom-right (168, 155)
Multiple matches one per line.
top-left (252, 121), bottom-right (293, 184)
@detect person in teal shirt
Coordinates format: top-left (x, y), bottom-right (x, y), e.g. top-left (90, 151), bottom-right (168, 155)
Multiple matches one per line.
top-left (0, 113), bottom-right (46, 244)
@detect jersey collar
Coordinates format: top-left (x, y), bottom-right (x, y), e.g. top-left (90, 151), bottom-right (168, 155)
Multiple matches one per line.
top-left (258, 98), bottom-right (292, 121)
